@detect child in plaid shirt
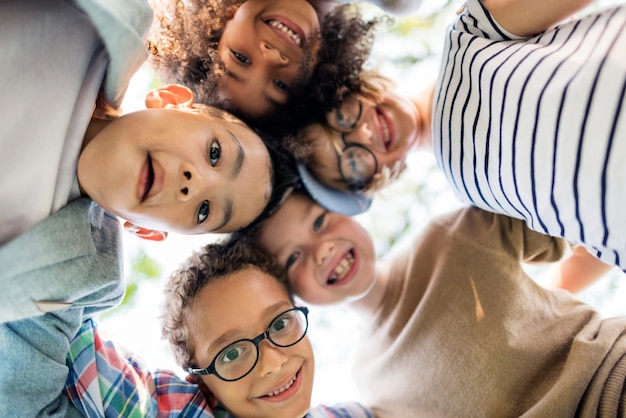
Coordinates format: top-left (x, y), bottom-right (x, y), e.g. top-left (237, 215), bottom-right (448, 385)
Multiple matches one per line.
top-left (63, 238), bottom-right (373, 418)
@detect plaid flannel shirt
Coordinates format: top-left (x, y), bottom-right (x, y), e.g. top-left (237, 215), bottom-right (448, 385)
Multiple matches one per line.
top-left (64, 318), bottom-right (373, 418)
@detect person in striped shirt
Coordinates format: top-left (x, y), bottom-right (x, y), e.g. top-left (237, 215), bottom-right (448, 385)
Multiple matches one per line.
top-left (295, 1), bottom-right (626, 272)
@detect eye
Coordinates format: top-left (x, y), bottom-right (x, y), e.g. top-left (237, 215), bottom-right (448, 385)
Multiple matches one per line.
top-left (285, 252), bottom-right (300, 270)
top-left (197, 200), bottom-right (209, 224)
top-left (209, 139), bottom-right (221, 166)
top-left (231, 50), bottom-right (251, 65)
top-left (274, 79), bottom-right (290, 92)
top-left (313, 212), bottom-right (327, 232)
top-left (218, 344), bottom-right (246, 364)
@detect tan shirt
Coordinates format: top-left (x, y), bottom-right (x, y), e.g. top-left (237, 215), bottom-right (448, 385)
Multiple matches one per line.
top-left (353, 207), bottom-right (626, 417)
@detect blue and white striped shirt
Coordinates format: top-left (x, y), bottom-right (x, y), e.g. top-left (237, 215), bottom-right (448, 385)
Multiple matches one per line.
top-left (433, 0), bottom-right (626, 269)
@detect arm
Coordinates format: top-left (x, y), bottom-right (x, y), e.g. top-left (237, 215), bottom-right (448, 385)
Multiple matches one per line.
top-left (540, 245), bottom-right (615, 294)
top-left (481, 0), bottom-right (593, 36)
top-left (0, 199), bottom-right (123, 416)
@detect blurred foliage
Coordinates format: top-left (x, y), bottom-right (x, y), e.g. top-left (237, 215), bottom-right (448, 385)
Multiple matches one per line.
top-left (99, 248), bottom-right (163, 317)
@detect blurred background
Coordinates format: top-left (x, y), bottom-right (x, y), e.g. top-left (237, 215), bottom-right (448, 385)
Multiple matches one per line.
top-left (96, 0), bottom-right (626, 407)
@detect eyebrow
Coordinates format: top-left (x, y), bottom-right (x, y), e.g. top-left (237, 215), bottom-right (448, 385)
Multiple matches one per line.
top-left (228, 130), bottom-right (244, 179)
top-left (207, 300), bottom-right (292, 354)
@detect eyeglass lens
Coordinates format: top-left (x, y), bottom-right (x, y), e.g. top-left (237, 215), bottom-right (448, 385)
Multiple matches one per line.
top-left (213, 308), bottom-right (308, 381)
top-left (339, 145), bottom-right (377, 189)
top-left (327, 96), bottom-right (362, 131)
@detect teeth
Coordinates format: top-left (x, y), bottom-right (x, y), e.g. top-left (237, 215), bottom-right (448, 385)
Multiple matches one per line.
top-left (268, 19), bottom-right (302, 46)
top-left (378, 111), bottom-right (390, 148)
top-left (265, 374), bottom-right (297, 397)
top-left (328, 251), bottom-right (354, 285)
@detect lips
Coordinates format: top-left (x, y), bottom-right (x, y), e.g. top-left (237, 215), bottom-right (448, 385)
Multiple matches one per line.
top-left (375, 109), bottom-right (394, 151)
top-left (138, 154), bottom-right (155, 202)
top-left (259, 368), bottom-right (302, 402)
top-left (263, 16), bottom-right (306, 48)
top-left (327, 249), bottom-right (357, 286)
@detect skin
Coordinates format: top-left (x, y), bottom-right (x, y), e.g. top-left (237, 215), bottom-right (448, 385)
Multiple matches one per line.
top-left (302, 86), bottom-right (433, 192)
top-left (188, 268), bottom-right (315, 418)
top-left (218, 0), bottom-right (321, 119)
top-left (257, 192), bottom-right (378, 306)
top-left (77, 107), bottom-right (272, 234)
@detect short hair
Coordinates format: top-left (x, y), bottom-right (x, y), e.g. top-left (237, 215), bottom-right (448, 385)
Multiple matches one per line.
top-left (161, 236), bottom-right (289, 370)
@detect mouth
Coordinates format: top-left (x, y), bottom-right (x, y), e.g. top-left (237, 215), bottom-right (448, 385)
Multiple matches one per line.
top-left (263, 16), bottom-right (305, 48)
top-left (138, 154), bottom-right (155, 202)
top-left (375, 109), bottom-right (393, 151)
top-left (259, 368), bottom-right (302, 402)
top-left (327, 249), bottom-right (356, 286)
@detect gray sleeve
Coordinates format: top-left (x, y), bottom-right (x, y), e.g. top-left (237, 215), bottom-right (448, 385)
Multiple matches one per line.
top-left (0, 199), bottom-right (124, 416)
top-left (0, 311), bottom-right (86, 418)
top-left (0, 198), bottom-right (124, 323)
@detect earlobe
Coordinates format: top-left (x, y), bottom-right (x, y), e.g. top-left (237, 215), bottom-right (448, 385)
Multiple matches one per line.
top-left (145, 84), bottom-right (195, 110)
top-left (123, 221), bottom-right (168, 241)
top-left (225, 5), bottom-right (239, 19)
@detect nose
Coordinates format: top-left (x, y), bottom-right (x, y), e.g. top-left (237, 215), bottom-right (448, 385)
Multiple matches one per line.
top-left (177, 166), bottom-right (206, 202)
top-left (260, 41), bottom-right (289, 66)
top-left (344, 120), bottom-right (373, 147)
top-left (314, 240), bottom-right (336, 266)
top-left (256, 340), bottom-right (288, 376)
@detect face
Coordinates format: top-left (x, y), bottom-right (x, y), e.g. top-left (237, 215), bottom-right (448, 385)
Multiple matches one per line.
top-left (189, 268), bottom-right (314, 418)
top-left (302, 90), bottom-right (420, 191)
top-left (218, 0), bottom-right (321, 119)
top-left (257, 193), bottom-right (376, 305)
top-left (77, 108), bottom-right (272, 234)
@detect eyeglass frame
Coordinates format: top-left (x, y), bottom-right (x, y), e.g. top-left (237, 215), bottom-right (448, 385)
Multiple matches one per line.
top-left (187, 306), bottom-right (310, 382)
top-left (326, 97), bottom-right (379, 191)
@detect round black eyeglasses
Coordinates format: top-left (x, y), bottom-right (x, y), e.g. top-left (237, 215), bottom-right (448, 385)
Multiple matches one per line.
top-left (187, 306), bottom-right (309, 382)
top-left (326, 96), bottom-right (378, 190)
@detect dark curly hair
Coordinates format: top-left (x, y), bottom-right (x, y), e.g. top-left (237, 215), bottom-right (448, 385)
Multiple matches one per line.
top-left (161, 235), bottom-right (290, 370)
top-left (148, 1), bottom-right (381, 127)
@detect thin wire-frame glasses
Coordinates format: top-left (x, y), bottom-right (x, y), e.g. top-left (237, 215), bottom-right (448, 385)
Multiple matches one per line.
top-left (187, 306), bottom-right (309, 382)
top-left (326, 96), bottom-right (378, 190)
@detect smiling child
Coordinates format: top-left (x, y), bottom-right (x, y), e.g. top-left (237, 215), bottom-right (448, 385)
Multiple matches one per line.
top-left (239, 189), bottom-right (625, 416)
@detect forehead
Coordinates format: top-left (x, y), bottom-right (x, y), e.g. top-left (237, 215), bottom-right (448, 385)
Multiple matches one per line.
top-left (190, 269), bottom-right (291, 339)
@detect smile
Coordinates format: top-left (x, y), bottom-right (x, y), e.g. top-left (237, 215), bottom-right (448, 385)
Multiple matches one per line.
top-left (264, 17), bottom-right (304, 48)
top-left (139, 154), bottom-right (155, 202)
top-left (327, 250), bottom-right (355, 285)
top-left (262, 373), bottom-right (297, 398)
top-left (376, 110), bottom-right (392, 151)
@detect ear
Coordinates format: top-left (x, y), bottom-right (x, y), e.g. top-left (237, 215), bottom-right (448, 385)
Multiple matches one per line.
top-left (145, 84), bottom-right (195, 110)
top-left (123, 221), bottom-right (168, 241)
top-left (225, 5), bottom-right (239, 19)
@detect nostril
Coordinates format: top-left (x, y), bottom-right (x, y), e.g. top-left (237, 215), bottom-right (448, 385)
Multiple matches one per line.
top-left (181, 187), bottom-right (188, 196)
top-left (184, 171), bottom-right (191, 180)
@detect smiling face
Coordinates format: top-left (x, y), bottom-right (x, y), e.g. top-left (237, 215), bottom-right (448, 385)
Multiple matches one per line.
top-left (77, 107), bottom-right (272, 234)
top-left (189, 268), bottom-right (314, 418)
top-left (217, 0), bottom-right (321, 119)
top-left (257, 192), bottom-right (376, 306)
top-left (302, 90), bottom-right (420, 191)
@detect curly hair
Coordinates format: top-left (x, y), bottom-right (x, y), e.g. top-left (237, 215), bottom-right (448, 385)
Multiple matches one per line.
top-left (147, 1), bottom-right (382, 126)
top-left (161, 235), bottom-right (290, 370)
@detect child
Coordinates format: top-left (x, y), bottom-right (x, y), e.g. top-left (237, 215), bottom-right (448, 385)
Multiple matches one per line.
top-left (148, 0), bottom-right (381, 126)
top-left (0, 230), bottom-right (373, 417)
top-left (294, 1), bottom-right (626, 271)
top-left (1, 1), bottom-right (291, 248)
top-left (245, 189), bottom-right (625, 417)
